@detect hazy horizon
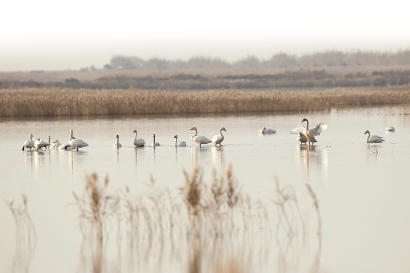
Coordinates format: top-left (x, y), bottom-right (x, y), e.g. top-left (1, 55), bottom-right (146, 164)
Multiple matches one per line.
top-left (2, 0), bottom-right (409, 71)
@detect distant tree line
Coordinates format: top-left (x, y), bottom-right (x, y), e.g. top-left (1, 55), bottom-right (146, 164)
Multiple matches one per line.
top-left (108, 49), bottom-right (410, 70)
top-left (2, 69), bottom-right (410, 90)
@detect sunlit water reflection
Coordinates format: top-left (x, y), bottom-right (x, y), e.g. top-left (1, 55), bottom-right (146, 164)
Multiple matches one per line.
top-left (1, 107), bottom-right (410, 273)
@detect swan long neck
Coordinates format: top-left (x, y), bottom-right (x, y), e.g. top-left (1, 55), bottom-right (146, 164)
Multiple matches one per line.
top-left (174, 137), bottom-right (177, 147)
top-left (47, 136), bottom-right (50, 144)
top-left (192, 129), bottom-right (198, 137)
top-left (29, 133), bottom-right (33, 141)
top-left (366, 131), bottom-right (370, 140)
top-left (134, 131), bottom-right (138, 141)
top-left (69, 130), bottom-right (75, 140)
top-left (219, 128), bottom-right (224, 137)
top-left (305, 120), bottom-right (309, 130)
top-left (117, 137), bottom-right (119, 146)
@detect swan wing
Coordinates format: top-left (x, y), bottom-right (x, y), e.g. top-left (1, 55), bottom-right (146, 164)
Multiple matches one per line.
top-left (134, 138), bottom-right (145, 147)
top-left (50, 142), bottom-right (61, 149)
top-left (309, 123), bottom-right (328, 136)
top-left (57, 143), bottom-right (75, 150)
top-left (265, 128), bottom-right (276, 134)
top-left (69, 138), bottom-right (89, 148)
top-left (368, 135), bottom-right (384, 143)
top-left (23, 139), bottom-right (35, 148)
top-left (177, 140), bottom-right (187, 147)
top-left (212, 135), bottom-right (221, 143)
top-left (194, 135), bottom-right (212, 144)
top-left (291, 124), bottom-right (305, 134)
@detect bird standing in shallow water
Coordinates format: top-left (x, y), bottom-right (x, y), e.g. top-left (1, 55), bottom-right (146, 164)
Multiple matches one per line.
top-left (133, 130), bottom-right (145, 147)
top-left (364, 130), bottom-right (384, 143)
top-left (22, 133), bottom-right (35, 151)
top-left (68, 129), bottom-right (89, 151)
top-left (190, 127), bottom-right (211, 148)
top-left (212, 127), bottom-right (227, 146)
top-left (174, 135), bottom-right (186, 147)
top-left (113, 135), bottom-right (122, 148)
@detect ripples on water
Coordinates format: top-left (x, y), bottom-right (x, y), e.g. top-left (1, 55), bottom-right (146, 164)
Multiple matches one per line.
top-left (1, 108), bottom-right (410, 273)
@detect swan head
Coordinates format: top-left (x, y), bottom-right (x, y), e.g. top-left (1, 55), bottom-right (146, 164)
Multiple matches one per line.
top-left (301, 118), bottom-right (308, 123)
top-left (116, 135), bottom-right (119, 139)
top-left (364, 130), bottom-right (370, 135)
top-left (174, 135), bottom-right (178, 139)
top-left (190, 127), bottom-right (197, 131)
top-left (221, 127), bottom-right (227, 132)
top-left (133, 130), bottom-right (137, 134)
top-left (53, 139), bottom-right (59, 143)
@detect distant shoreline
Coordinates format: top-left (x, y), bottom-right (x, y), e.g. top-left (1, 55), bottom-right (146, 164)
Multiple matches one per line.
top-left (0, 86), bottom-right (409, 118)
top-left (1, 66), bottom-right (410, 91)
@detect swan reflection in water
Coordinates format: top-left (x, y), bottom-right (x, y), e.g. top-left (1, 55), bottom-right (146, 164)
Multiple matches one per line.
top-left (211, 146), bottom-right (225, 168)
top-left (296, 145), bottom-right (328, 180)
top-left (190, 144), bottom-right (226, 167)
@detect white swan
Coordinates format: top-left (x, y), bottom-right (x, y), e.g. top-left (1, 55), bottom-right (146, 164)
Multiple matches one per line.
top-left (133, 130), bottom-right (145, 147)
top-left (50, 139), bottom-right (62, 149)
top-left (258, 127), bottom-right (276, 135)
top-left (22, 133), bottom-right (35, 151)
top-left (190, 127), bottom-right (212, 148)
top-left (297, 133), bottom-right (308, 145)
top-left (296, 118), bottom-right (328, 145)
top-left (68, 129), bottom-right (89, 151)
top-left (174, 135), bottom-right (186, 147)
top-left (386, 126), bottom-right (395, 132)
top-left (54, 140), bottom-right (74, 150)
top-left (212, 127), bottom-right (227, 146)
top-left (34, 138), bottom-right (50, 151)
top-left (113, 135), bottom-right (122, 148)
top-left (364, 130), bottom-right (384, 143)
top-left (152, 134), bottom-right (160, 147)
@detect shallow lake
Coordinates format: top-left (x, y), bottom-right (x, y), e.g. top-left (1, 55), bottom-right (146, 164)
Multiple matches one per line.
top-left (1, 107), bottom-right (410, 273)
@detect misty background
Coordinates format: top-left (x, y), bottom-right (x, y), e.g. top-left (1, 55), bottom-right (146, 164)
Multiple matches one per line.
top-left (1, 0), bottom-right (409, 71)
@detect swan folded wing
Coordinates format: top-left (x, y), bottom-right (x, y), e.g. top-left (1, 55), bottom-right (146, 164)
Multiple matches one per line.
top-left (134, 138), bottom-right (145, 147)
top-left (69, 138), bottom-right (89, 148)
top-left (50, 142), bottom-right (61, 149)
top-left (177, 140), bottom-right (187, 147)
top-left (212, 135), bottom-right (222, 144)
top-left (193, 135), bottom-right (211, 144)
top-left (23, 139), bottom-right (35, 148)
top-left (368, 135), bottom-right (384, 143)
top-left (35, 139), bottom-right (50, 149)
top-left (58, 143), bottom-right (75, 150)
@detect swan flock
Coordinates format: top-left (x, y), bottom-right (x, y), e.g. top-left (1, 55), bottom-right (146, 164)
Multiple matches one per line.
top-left (21, 119), bottom-right (392, 151)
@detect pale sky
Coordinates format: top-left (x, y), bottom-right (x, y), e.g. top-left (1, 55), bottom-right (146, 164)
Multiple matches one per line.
top-left (1, 0), bottom-right (409, 71)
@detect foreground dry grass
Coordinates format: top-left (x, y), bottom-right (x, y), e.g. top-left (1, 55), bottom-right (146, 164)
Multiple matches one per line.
top-left (1, 86), bottom-right (409, 117)
top-left (72, 165), bottom-right (320, 272)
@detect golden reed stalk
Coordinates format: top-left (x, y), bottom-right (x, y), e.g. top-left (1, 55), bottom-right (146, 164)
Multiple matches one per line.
top-left (1, 86), bottom-right (409, 117)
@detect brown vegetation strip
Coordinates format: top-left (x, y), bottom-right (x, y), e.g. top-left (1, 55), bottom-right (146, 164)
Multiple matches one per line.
top-left (1, 87), bottom-right (409, 117)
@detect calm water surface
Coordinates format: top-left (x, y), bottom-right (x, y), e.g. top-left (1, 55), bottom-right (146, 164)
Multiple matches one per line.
top-left (1, 107), bottom-right (410, 273)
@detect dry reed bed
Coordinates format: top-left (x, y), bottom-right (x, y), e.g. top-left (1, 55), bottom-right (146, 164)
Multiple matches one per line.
top-left (73, 165), bottom-right (320, 245)
top-left (1, 87), bottom-right (410, 117)
top-left (72, 165), bottom-right (321, 272)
